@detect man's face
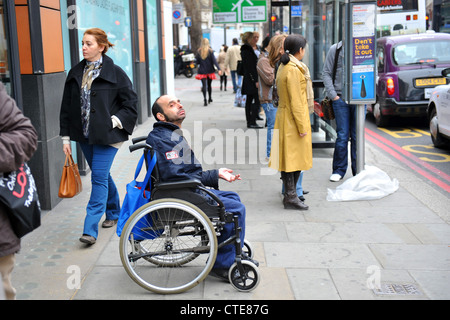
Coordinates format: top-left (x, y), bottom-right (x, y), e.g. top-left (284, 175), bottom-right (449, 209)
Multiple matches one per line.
top-left (157, 95), bottom-right (186, 125)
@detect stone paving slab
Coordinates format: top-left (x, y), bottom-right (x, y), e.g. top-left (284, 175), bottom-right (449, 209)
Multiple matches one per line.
top-left (10, 77), bottom-right (450, 301)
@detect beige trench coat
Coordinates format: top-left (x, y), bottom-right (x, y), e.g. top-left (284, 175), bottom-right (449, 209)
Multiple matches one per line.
top-left (269, 55), bottom-right (313, 172)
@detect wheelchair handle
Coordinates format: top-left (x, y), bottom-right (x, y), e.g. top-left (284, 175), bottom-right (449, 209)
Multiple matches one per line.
top-left (129, 142), bottom-right (150, 153)
top-left (132, 136), bottom-right (147, 144)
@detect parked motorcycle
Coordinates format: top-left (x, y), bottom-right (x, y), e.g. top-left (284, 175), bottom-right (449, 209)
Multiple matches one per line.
top-left (174, 50), bottom-right (196, 78)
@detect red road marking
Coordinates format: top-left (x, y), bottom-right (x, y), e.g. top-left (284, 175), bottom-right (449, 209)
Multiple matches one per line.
top-left (365, 128), bottom-right (450, 193)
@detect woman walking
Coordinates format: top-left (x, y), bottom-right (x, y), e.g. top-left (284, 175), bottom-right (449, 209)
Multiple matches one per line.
top-left (240, 32), bottom-right (262, 128)
top-left (195, 38), bottom-right (221, 106)
top-left (60, 28), bottom-right (138, 244)
top-left (269, 34), bottom-right (312, 210)
top-left (218, 45), bottom-right (230, 91)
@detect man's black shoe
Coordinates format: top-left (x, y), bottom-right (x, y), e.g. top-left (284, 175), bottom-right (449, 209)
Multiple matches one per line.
top-left (209, 268), bottom-right (229, 282)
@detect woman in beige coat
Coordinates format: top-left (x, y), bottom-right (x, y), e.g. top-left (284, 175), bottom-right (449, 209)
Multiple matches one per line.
top-left (269, 34), bottom-right (312, 210)
top-left (218, 45), bottom-right (230, 91)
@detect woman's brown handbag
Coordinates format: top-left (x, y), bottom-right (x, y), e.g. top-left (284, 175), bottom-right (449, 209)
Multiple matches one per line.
top-left (321, 97), bottom-right (335, 120)
top-left (58, 154), bottom-right (82, 198)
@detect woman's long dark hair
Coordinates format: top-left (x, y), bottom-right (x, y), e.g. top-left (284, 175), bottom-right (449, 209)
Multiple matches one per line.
top-left (280, 34), bottom-right (307, 65)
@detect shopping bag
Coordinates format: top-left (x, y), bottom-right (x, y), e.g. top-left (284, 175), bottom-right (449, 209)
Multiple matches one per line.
top-left (116, 152), bottom-right (157, 240)
top-left (58, 154), bottom-right (82, 198)
top-left (234, 86), bottom-right (246, 107)
top-left (0, 163), bottom-right (41, 238)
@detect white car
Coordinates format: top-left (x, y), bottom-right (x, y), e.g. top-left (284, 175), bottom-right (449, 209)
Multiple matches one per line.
top-left (428, 68), bottom-right (450, 148)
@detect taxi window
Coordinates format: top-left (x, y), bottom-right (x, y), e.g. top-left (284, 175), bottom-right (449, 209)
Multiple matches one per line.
top-left (377, 46), bottom-right (385, 72)
top-left (393, 40), bottom-right (450, 65)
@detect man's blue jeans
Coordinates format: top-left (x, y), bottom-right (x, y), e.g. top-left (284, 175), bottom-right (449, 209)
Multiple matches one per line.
top-left (79, 143), bottom-right (120, 239)
top-left (332, 98), bottom-right (357, 177)
top-left (261, 102), bottom-right (278, 158)
top-left (211, 190), bottom-right (246, 269)
top-left (230, 70), bottom-right (242, 92)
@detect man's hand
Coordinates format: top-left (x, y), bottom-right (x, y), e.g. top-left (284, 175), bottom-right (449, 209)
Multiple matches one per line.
top-left (219, 168), bottom-right (241, 182)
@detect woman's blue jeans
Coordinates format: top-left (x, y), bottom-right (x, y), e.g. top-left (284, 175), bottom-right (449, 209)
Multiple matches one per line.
top-left (261, 102), bottom-right (278, 158)
top-left (79, 143), bottom-right (120, 239)
top-left (332, 98), bottom-right (357, 177)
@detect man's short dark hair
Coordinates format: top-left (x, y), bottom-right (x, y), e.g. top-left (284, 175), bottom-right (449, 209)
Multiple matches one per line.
top-left (152, 96), bottom-right (164, 121)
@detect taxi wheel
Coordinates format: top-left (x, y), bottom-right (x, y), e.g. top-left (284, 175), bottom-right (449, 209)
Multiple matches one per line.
top-left (373, 102), bottom-right (389, 127)
top-left (429, 108), bottom-right (449, 148)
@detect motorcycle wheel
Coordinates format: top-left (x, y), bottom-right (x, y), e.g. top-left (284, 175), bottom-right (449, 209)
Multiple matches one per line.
top-left (184, 69), bottom-right (193, 78)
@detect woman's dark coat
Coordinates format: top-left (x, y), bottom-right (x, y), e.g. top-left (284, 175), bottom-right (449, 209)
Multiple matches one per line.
top-left (195, 49), bottom-right (220, 75)
top-left (240, 43), bottom-right (259, 95)
top-left (59, 55), bottom-right (138, 145)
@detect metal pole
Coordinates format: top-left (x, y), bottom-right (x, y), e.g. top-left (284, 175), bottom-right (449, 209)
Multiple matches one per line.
top-left (356, 104), bottom-right (365, 173)
top-left (224, 26), bottom-right (227, 45)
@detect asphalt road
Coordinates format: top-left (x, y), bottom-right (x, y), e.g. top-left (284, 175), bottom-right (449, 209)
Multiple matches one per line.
top-left (365, 114), bottom-right (450, 196)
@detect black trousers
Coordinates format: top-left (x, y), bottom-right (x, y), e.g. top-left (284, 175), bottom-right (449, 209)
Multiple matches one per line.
top-left (245, 93), bottom-right (260, 126)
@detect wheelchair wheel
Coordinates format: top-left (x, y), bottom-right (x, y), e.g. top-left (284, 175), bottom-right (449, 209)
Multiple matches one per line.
top-left (228, 260), bottom-right (260, 292)
top-left (119, 198), bottom-right (218, 294)
top-left (243, 239), bottom-right (254, 259)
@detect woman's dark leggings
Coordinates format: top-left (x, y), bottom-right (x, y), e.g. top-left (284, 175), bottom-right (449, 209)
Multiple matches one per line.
top-left (201, 78), bottom-right (212, 100)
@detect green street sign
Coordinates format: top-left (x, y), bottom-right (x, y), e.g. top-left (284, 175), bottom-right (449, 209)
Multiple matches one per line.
top-left (212, 0), bottom-right (267, 24)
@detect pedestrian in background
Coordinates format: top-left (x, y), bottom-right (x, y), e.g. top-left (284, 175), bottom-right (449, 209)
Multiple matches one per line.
top-left (256, 35), bottom-right (275, 158)
top-left (241, 31), bottom-right (262, 129)
top-left (195, 38), bottom-right (221, 106)
top-left (59, 28), bottom-right (138, 245)
top-left (323, 41), bottom-right (357, 182)
top-left (0, 83), bottom-right (38, 299)
top-left (269, 34), bottom-right (312, 210)
top-left (225, 38), bottom-right (242, 93)
top-left (218, 45), bottom-right (230, 91)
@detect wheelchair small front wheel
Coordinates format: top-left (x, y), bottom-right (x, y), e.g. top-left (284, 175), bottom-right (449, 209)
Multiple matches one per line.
top-left (243, 239), bottom-right (254, 259)
top-left (228, 260), bottom-right (260, 292)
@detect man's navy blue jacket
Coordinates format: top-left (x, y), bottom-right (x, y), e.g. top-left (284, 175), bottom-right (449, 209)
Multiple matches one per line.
top-left (146, 121), bottom-right (246, 269)
top-left (146, 122), bottom-right (219, 188)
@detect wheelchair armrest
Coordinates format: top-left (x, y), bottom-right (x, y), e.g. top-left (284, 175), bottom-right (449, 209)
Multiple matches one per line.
top-left (154, 178), bottom-right (202, 190)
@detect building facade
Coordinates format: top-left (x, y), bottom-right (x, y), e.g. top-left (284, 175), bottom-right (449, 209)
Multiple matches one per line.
top-left (0, 0), bottom-right (167, 210)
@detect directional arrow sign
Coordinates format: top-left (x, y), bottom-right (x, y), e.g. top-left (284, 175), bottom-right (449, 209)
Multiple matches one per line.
top-left (212, 0), bottom-right (267, 24)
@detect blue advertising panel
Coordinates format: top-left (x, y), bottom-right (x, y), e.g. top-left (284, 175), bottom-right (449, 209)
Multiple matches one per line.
top-left (349, 3), bottom-right (376, 104)
top-left (76, 0), bottom-right (133, 82)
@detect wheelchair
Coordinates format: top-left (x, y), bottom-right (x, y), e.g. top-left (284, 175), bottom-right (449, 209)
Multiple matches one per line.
top-left (118, 136), bottom-right (260, 294)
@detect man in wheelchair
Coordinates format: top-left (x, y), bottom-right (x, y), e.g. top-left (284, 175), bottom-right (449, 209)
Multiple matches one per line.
top-left (146, 95), bottom-right (258, 281)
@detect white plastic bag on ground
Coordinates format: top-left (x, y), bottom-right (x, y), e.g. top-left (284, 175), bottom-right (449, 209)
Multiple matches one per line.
top-left (327, 165), bottom-right (399, 201)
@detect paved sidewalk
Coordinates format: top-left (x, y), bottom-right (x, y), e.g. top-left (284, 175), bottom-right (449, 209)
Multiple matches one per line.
top-left (12, 77), bottom-right (450, 300)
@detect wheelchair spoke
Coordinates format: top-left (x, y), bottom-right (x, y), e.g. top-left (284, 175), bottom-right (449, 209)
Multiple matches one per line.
top-left (119, 199), bottom-right (218, 294)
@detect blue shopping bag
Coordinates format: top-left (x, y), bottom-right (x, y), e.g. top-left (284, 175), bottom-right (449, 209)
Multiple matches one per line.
top-left (116, 152), bottom-right (157, 239)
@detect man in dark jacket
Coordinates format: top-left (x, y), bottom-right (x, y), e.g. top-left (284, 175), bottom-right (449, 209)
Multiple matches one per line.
top-left (0, 83), bottom-right (38, 299)
top-left (147, 95), bottom-right (256, 280)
